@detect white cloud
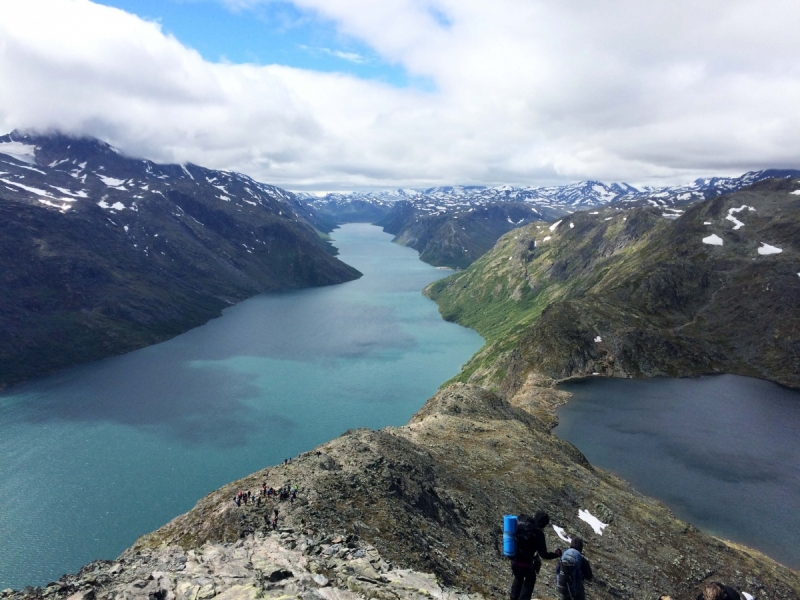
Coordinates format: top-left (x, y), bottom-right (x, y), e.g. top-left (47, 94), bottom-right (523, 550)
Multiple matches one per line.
top-left (1, 0), bottom-right (800, 190)
top-left (299, 45), bottom-right (368, 64)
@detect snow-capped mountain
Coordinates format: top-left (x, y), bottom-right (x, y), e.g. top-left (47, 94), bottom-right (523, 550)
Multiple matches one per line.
top-left (299, 170), bottom-right (800, 218)
top-left (0, 131), bottom-right (359, 389)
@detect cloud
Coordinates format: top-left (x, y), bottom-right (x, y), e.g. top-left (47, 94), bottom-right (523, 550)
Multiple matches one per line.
top-left (1, 0), bottom-right (800, 190)
top-left (299, 45), bottom-right (368, 64)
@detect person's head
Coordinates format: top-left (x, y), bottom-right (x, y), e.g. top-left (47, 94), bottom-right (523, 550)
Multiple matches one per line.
top-left (570, 537), bottom-right (584, 553)
top-left (518, 513), bottom-right (532, 524)
top-left (533, 510), bottom-right (550, 528)
top-left (700, 583), bottom-right (732, 600)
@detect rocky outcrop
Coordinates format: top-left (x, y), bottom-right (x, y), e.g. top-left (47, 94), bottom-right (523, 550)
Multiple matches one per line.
top-left (1, 529), bottom-right (482, 600)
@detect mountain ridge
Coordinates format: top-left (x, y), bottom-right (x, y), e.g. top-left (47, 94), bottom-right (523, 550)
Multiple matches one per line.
top-left (425, 178), bottom-right (800, 392)
top-left (298, 170), bottom-right (800, 269)
top-left (0, 131), bottom-right (361, 389)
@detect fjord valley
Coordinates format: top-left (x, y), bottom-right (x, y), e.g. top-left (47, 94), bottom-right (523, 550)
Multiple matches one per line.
top-left (0, 132), bottom-right (359, 389)
top-left (2, 131), bottom-right (800, 600)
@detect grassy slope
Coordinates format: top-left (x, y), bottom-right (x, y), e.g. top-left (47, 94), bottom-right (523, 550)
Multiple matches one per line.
top-left (426, 179), bottom-right (800, 392)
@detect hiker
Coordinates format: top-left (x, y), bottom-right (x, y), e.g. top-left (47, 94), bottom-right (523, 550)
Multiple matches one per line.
top-left (555, 537), bottom-right (593, 600)
top-left (509, 511), bottom-right (561, 600)
top-left (696, 582), bottom-right (745, 600)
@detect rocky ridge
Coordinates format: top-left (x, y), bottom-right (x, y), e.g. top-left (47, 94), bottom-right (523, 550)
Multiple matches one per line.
top-left (80, 384), bottom-right (800, 600)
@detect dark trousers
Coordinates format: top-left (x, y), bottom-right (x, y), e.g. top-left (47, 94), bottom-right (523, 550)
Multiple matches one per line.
top-left (510, 564), bottom-right (538, 600)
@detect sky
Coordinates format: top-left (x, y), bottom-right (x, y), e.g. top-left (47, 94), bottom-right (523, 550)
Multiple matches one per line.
top-left (1, 0), bottom-right (799, 191)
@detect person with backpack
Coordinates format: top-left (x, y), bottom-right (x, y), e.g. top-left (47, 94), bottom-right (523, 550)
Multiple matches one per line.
top-left (555, 537), bottom-right (593, 600)
top-left (510, 511), bottom-right (562, 600)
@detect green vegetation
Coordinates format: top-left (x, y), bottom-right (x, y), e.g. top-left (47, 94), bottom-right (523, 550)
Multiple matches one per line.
top-left (427, 179), bottom-right (800, 392)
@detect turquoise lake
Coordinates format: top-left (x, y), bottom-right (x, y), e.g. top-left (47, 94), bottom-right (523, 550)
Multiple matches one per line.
top-left (0, 223), bottom-right (484, 590)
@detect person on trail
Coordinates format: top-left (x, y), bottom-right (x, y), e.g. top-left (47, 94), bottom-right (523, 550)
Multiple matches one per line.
top-left (555, 537), bottom-right (593, 600)
top-left (509, 511), bottom-right (561, 600)
top-left (696, 582), bottom-right (745, 600)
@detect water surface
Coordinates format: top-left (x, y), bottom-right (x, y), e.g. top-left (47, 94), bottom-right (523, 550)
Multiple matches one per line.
top-left (0, 223), bottom-right (483, 589)
top-left (555, 375), bottom-right (800, 569)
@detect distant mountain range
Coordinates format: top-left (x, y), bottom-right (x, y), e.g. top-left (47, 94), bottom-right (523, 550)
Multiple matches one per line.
top-left (297, 169), bottom-right (800, 269)
top-left (299, 169), bottom-right (800, 216)
top-left (0, 131), bottom-right (360, 389)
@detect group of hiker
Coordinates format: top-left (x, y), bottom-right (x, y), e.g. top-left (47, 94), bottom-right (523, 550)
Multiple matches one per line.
top-left (506, 511), bottom-right (749, 600)
top-left (234, 483), bottom-right (297, 506)
top-left (233, 483), bottom-right (298, 530)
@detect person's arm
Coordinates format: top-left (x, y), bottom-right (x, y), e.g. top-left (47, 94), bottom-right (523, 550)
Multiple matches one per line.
top-left (535, 529), bottom-right (559, 560)
top-left (582, 558), bottom-right (593, 581)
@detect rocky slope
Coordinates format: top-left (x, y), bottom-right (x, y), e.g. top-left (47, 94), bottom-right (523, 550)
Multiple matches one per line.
top-left (2, 526), bottom-right (482, 600)
top-left (425, 178), bottom-right (800, 392)
top-left (15, 384), bottom-right (797, 600)
top-left (0, 132), bottom-right (360, 389)
top-left (377, 202), bottom-right (555, 269)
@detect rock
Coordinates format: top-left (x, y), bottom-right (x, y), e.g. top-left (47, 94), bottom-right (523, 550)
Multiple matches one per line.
top-left (313, 575), bottom-right (329, 587)
top-left (267, 569), bottom-right (293, 583)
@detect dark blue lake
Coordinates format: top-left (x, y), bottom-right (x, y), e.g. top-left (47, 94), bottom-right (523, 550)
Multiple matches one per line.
top-left (0, 224), bottom-right (484, 589)
top-left (555, 375), bottom-right (800, 570)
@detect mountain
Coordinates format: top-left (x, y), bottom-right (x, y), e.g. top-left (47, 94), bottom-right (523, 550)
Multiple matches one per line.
top-left (376, 201), bottom-right (557, 269)
top-left (297, 171), bottom-right (800, 269)
top-left (425, 178), bottom-right (800, 392)
top-left (0, 131), bottom-right (361, 389)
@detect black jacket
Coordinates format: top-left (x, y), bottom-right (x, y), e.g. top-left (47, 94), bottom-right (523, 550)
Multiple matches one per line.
top-left (514, 524), bottom-right (560, 565)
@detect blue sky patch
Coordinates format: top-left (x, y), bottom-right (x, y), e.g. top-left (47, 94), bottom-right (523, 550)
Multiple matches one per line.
top-left (94, 0), bottom-right (429, 89)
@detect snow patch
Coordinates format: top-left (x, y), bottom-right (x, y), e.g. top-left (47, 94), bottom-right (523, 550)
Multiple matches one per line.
top-left (578, 509), bottom-right (608, 535)
top-left (51, 186), bottom-right (88, 198)
top-left (702, 234), bottom-right (723, 246)
top-left (38, 199), bottom-right (73, 212)
top-left (594, 336), bottom-right (602, 343)
top-left (0, 141), bottom-right (37, 164)
top-left (703, 221), bottom-right (711, 225)
top-left (589, 211), bottom-right (599, 215)
top-left (726, 205), bottom-right (755, 230)
top-left (1, 178), bottom-right (55, 197)
top-left (97, 200), bottom-right (127, 210)
top-left (542, 236), bottom-right (551, 242)
top-left (549, 220), bottom-right (562, 231)
top-left (98, 175), bottom-right (127, 188)
top-left (790, 190), bottom-right (800, 195)
top-left (757, 243), bottom-right (782, 255)
top-left (569, 222), bottom-right (574, 228)
top-left (552, 525), bottom-right (571, 544)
